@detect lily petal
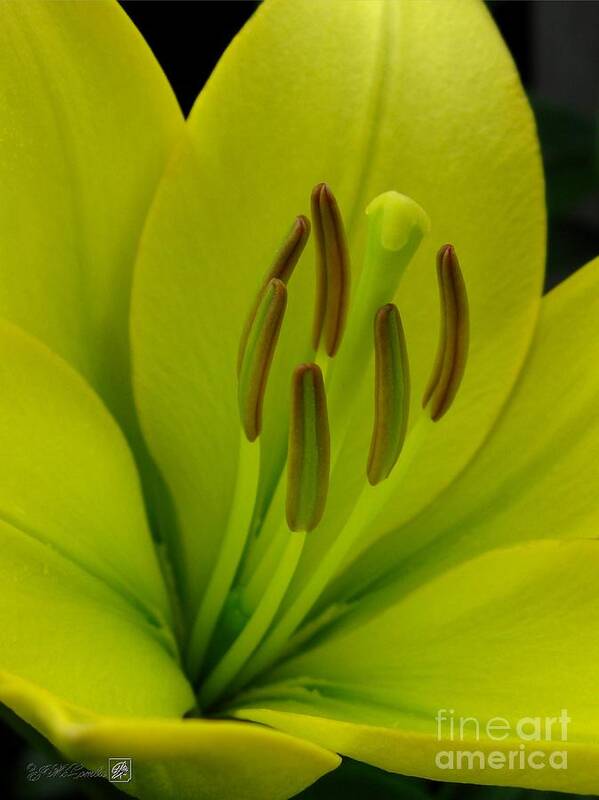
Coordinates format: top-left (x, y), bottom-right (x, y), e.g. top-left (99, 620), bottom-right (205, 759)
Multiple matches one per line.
top-left (0, 569), bottom-right (337, 800)
top-left (0, 319), bottom-right (170, 626)
top-left (131, 0), bottom-right (544, 614)
top-left (0, 0), bottom-right (183, 430)
top-left (0, 522), bottom-right (191, 716)
top-left (327, 256), bottom-right (599, 613)
top-left (233, 539), bottom-right (599, 794)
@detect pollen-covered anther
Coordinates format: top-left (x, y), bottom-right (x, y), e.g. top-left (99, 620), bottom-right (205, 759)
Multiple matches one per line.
top-left (422, 244), bottom-right (469, 421)
top-left (286, 363), bottom-right (330, 532)
top-left (237, 215), bottom-right (310, 374)
top-left (311, 183), bottom-right (350, 357)
top-left (238, 278), bottom-right (287, 442)
top-left (367, 304), bottom-right (410, 485)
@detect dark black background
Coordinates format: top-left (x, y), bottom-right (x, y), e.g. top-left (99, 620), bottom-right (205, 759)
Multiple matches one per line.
top-left (1, 2), bottom-right (598, 799)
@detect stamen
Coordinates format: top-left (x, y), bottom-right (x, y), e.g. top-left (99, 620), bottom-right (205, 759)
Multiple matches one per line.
top-left (311, 183), bottom-right (350, 357)
top-left (238, 278), bottom-right (287, 441)
top-left (237, 215), bottom-right (310, 374)
top-left (367, 304), bottom-right (410, 485)
top-left (286, 363), bottom-right (330, 531)
top-left (223, 194), bottom-right (437, 694)
top-left (422, 244), bottom-right (469, 421)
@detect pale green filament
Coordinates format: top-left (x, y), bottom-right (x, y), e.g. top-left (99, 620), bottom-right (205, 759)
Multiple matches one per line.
top-left (186, 433), bottom-right (260, 680)
top-left (198, 532), bottom-right (306, 708)
top-left (241, 529), bottom-right (289, 612)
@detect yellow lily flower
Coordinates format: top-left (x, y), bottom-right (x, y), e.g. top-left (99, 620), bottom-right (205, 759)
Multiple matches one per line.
top-left (1, 1), bottom-right (597, 798)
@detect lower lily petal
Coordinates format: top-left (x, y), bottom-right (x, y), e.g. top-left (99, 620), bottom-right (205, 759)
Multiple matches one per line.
top-left (232, 539), bottom-right (599, 793)
top-left (0, 673), bottom-right (338, 800)
top-left (328, 256), bottom-right (599, 609)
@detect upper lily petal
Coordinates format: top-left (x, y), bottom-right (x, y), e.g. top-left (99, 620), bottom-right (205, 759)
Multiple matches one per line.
top-left (0, 0), bottom-right (183, 432)
top-left (131, 0), bottom-right (545, 615)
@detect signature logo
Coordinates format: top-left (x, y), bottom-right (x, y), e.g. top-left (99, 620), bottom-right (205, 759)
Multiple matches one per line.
top-left (108, 758), bottom-right (132, 783)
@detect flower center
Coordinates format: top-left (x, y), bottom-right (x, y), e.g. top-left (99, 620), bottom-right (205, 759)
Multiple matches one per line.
top-left (185, 184), bottom-right (469, 711)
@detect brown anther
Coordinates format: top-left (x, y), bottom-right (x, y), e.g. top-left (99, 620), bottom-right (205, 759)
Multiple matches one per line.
top-left (238, 279), bottom-right (287, 441)
top-left (238, 215), bottom-right (310, 375)
top-left (286, 363), bottom-right (330, 532)
top-left (367, 304), bottom-right (410, 485)
top-left (311, 183), bottom-right (350, 357)
top-left (422, 244), bottom-right (469, 421)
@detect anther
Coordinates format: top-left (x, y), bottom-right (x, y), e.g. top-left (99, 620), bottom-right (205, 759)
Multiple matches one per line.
top-left (311, 183), bottom-right (350, 357)
top-left (286, 363), bottom-right (330, 532)
top-left (238, 215), bottom-right (310, 374)
top-left (422, 244), bottom-right (469, 421)
top-left (238, 278), bottom-right (287, 442)
top-left (367, 304), bottom-right (410, 485)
